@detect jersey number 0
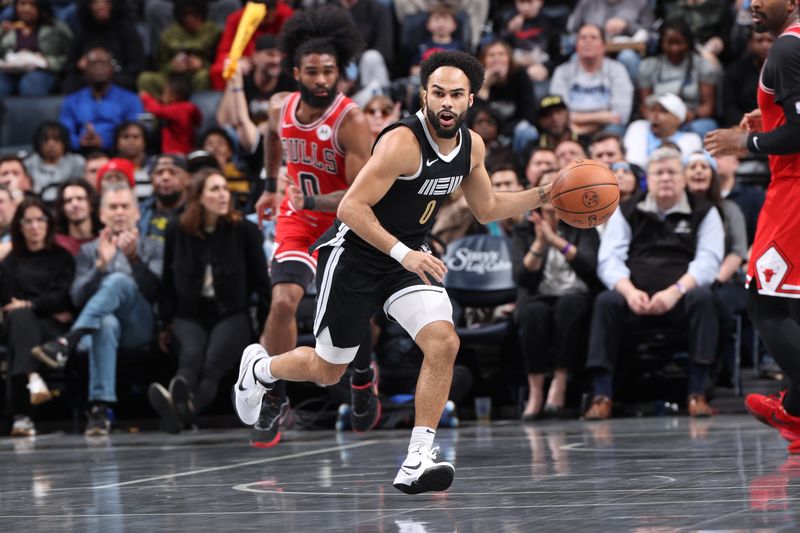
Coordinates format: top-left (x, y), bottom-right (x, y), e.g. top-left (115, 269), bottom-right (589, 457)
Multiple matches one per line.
top-left (419, 200), bottom-right (436, 225)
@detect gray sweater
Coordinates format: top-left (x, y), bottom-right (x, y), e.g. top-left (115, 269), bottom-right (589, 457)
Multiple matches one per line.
top-left (71, 236), bottom-right (163, 308)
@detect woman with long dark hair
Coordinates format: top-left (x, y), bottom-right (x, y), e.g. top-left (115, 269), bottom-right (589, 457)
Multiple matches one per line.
top-left (1, 197), bottom-right (74, 436)
top-left (0, 0), bottom-right (72, 95)
top-left (638, 19), bottom-right (720, 138)
top-left (151, 168), bottom-right (269, 432)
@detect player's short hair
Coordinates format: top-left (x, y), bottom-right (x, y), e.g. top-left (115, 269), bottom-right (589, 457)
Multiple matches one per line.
top-left (280, 5), bottom-right (364, 71)
top-left (419, 50), bottom-right (485, 95)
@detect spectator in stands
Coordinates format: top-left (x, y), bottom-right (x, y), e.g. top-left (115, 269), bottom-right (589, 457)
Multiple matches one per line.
top-left (59, 47), bottom-right (143, 152)
top-left (96, 157), bottom-right (135, 191)
top-left (137, 0), bottom-right (221, 97)
top-left (588, 131), bottom-right (625, 167)
top-left (610, 161), bottom-right (641, 203)
top-left (555, 139), bottom-right (587, 168)
top-left (584, 147), bottom-right (724, 420)
top-left (199, 127), bottom-right (251, 205)
top-left (362, 94), bottom-right (401, 146)
top-left (33, 184), bottom-right (162, 436)
top-left (140, 75), bottom-right (202, 155)
top-left (209, 0), bottom-right (294, 90)
top-left (113, 122), bottom-right (150, 185)
top-left (336, 0), bottom-right (394, 101)
top-left (0, 0), bottom-right (72, 96)
top-left (486, 164), bottom-right (525, 237)
top-left (412, 3), bottom-right (465, 69)
top-left (393, 0), bottom-right (488, 50)
top-left (138, 154), bottom-right (190, 242)
top-left (685, 151), bottom-right (748, 376)
top-left (152, 169), bottom-right (269, 431)
top-left (216, 34), bottom-right (295, 127)
top-left (0, 154), bottom-right (33, 201)
top-left (722, 29), bottom-right (773, 127)
top-left (83, 151), bottom-right (109, 186)
top-left (24, 121), bottom-right (85, 200)
top-left (666, 0), bottom-right (733, 63)
top-left (476, 39), bottom-right (539, 153)
top-left (54, 178), bottom-right (99, 255)
top-left (624, 93), bottom-right (703, 168)
top-left (467, 103), bottom-right (514, 173)
top-left (536, 95), bottom-right (578, 150)
top-left (637, 19), bottom-right (721, 138)
top-left (499, 0), bottom-right (562, 83)
top-left (715, 154), bottom-right (764, 246)
top-left (145, 0), bottom-right (235, 49)
top-left (512, 168), bottom-right (601, 420)
top-left (550, 24), bottom-right (633, 137)
top-left (62, 0), bottom-right (144, 92)
top-left (1, 197), bottom-right (74, 436)
top-left (0, 185), bottom-right (17, 261)
top-left (567, 0), bottom-right (653, 39)
top-left (524, 146), bottom-right (558, 186)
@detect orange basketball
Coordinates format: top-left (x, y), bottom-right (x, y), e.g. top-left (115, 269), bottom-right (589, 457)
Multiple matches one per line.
top-left (549, 159), bottom-right (620, 229)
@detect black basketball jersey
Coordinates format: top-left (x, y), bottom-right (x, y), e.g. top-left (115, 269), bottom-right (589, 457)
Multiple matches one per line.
top-left (316, 110), bottom-right (473, 270)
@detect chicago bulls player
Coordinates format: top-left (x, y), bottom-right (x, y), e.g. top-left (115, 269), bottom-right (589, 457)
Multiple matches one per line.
top-left (250, 6), bottom-right (375, 447)
top-left (706, 0), bottom-right (800, 454)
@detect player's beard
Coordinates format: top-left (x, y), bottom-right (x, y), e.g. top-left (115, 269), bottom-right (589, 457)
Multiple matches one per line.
top-left (299, 81), bottom-right (338, 109)
top-left (426, 107), bottom-right (466, 139)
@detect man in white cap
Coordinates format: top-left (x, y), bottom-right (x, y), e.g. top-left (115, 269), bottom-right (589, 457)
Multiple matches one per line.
top-left (623, 93), bottom-right (703, 167)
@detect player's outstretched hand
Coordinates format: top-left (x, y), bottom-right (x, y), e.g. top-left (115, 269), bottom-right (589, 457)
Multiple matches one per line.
top-left (401, 250), bottom-right (448, 285)
top-left (704, 127), bottom-right (748, 157)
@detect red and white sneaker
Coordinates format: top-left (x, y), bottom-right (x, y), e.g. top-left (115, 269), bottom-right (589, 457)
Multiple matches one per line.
top-left (745, 391), bottom-right (800, 442)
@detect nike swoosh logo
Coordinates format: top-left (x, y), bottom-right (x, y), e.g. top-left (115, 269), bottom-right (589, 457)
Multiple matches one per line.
top-left (425, 429), bottom-right (435, 434)
top-left (426, 158), bottom-right (438, 166)
top-left (402, 461), bottom-right (422, 471)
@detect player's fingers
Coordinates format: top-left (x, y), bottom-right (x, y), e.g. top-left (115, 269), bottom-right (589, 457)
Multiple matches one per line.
top-left (415, 267), bottom-right (432, 285)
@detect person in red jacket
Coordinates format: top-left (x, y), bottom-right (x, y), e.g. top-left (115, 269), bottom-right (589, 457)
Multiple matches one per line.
top-left (140, 76), bottom-right (202, 154)
top-left (209, 0), bottom-right (294, 90)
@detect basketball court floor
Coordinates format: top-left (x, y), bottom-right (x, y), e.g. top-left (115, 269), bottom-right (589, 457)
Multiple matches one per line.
top-left (1, 415), bottom-right (799, 531)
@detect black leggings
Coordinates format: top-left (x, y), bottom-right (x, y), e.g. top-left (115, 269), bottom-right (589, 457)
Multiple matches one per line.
top-left (173, 312), bottom-right (253, 413)
top-left (747, 285), bottom-right (800, 410)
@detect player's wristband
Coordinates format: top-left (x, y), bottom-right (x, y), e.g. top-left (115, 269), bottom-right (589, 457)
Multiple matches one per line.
top-left (746, 134), bottom-right (760, 153)
top-left (303, 195), bottom-right (316, 210)
top-left (265, 176), bottom-right (277, 193)
top-left (389, 241), bottom-right (412, 264)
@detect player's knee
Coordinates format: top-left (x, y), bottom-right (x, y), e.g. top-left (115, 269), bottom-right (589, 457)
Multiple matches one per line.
top-left (431, 330), bottom-right (460, 364)
top-left (270, 289), bottom-right (302, 318)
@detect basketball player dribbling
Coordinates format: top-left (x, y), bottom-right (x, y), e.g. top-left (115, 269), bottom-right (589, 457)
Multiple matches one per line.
top-left (234, 50), bottom-right (555, 494)
top-left (705, 0), bottom-right (800, 453)
top-left (252, 6), bottom-right (374, 447)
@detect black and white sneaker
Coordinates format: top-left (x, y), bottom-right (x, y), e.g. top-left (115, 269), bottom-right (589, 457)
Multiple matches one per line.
top-left (84, 405), bottom-right (110, 437)
top-left (392, 446), bottom-right (455, 494)
top-left (169, 375), bottom-right (195, 429)
top-left (148, 382), bottom-right (181, 434)
top-left (32, 338), bottom-right (71, 369)
top-left (350, 363), bottom-right (381, 433)
top-left (250, 394), bottom-right (290, 448)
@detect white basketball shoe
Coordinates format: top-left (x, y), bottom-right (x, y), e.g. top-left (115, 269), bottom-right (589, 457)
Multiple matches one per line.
top-left (233, 343), bottom-right (273, 425)
top-left (392, 446), bottom-right (455, 494)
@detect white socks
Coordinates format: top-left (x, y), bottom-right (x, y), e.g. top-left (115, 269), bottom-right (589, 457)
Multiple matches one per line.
top-left (408, 426), bottom-right (435, 454)
top-left (253, 357), bottom-right (276, 385)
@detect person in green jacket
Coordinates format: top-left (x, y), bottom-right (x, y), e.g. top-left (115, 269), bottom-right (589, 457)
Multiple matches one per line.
top-left (137, 0), bottom-right (221, 97)
top-left (0, 0), bottom-right (72, 95)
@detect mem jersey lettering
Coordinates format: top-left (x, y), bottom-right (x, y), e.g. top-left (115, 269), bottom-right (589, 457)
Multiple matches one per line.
top-left (747, 24), bottom-right (800, 298)
top-left (278, 91), bottom-right (356, 230)
top-left (319, 109), bottom-right (472, 269)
